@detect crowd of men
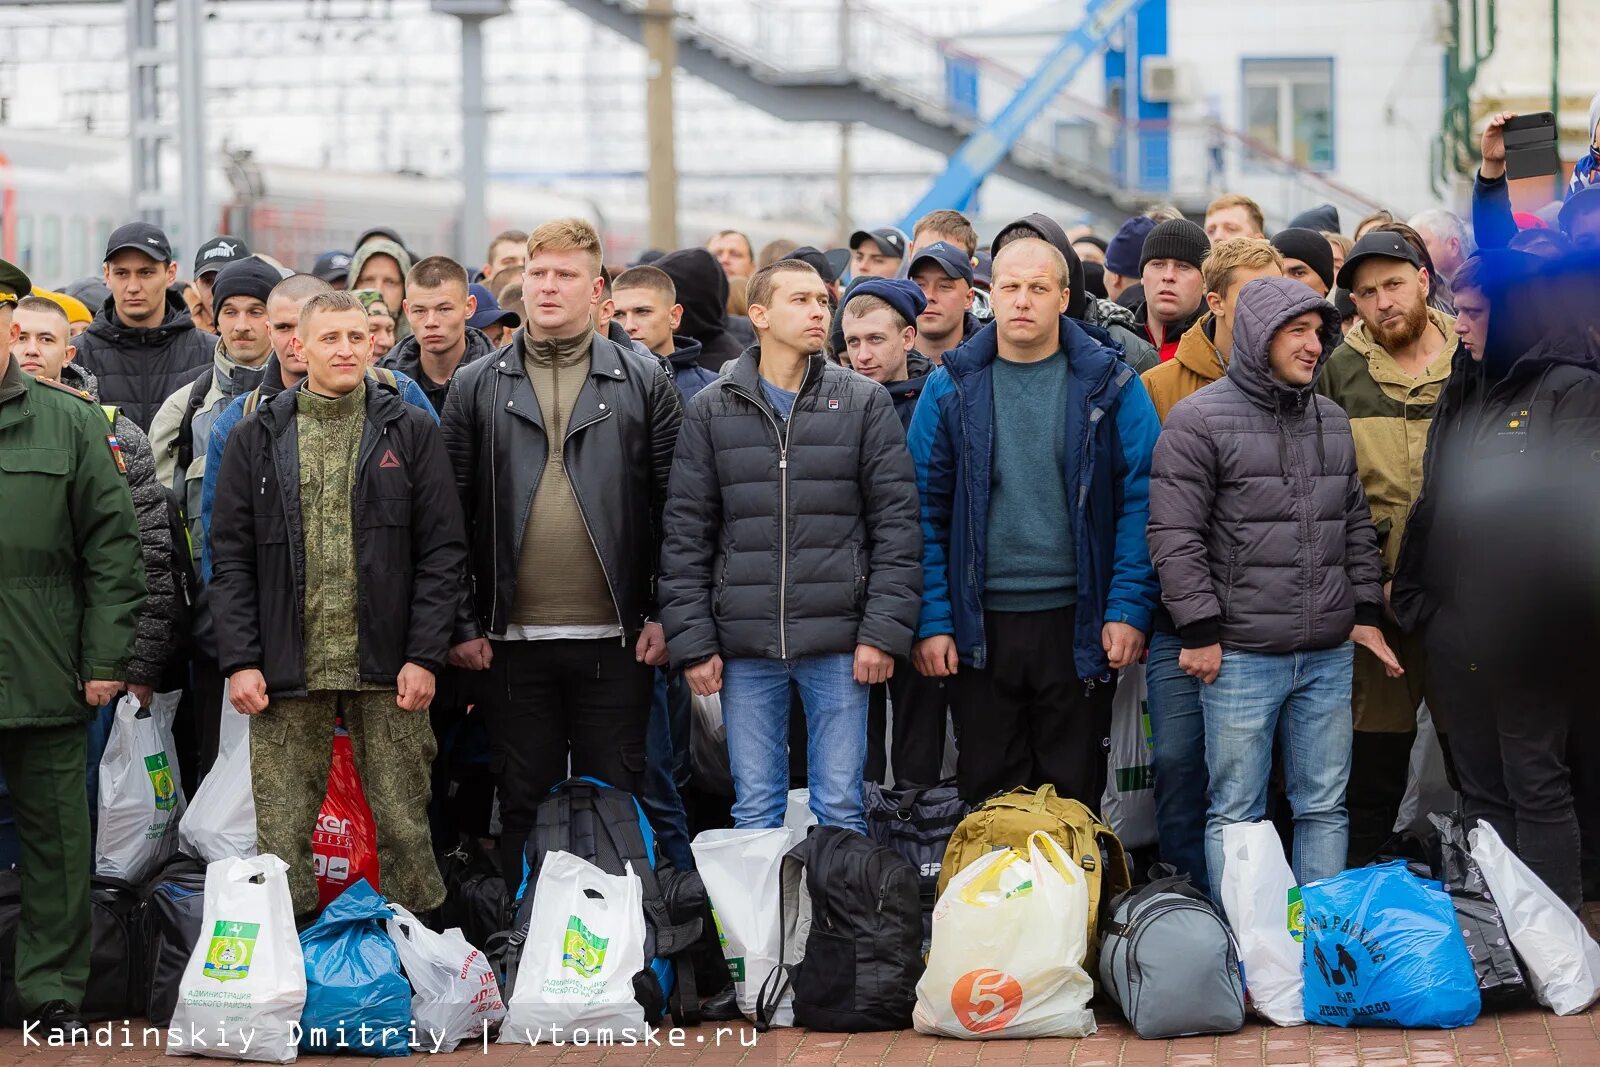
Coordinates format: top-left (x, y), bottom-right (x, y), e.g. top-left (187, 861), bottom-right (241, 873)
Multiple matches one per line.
top-left (2, 104), bottom-right (1599, 1036)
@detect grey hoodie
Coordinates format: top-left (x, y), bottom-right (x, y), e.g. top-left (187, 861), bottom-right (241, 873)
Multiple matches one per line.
top-left (1147, 276), bottom-right (1383, 653)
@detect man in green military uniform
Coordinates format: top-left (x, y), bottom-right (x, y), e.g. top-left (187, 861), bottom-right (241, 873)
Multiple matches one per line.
top-left (0, 257), bottom-right (145, 1037)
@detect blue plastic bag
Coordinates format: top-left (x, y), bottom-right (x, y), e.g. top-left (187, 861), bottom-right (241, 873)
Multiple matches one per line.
top-left (1301, 861), bottom-right (1480, 1029)
top-left (298, 878), bottom-right (412, 1056)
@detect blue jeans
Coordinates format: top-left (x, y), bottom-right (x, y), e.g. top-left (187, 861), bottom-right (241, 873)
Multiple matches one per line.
top-left (1201, 644), bottom-right (1354, 892)
top-left (723, 653), bottom-right (868, 834)
top-left (1145, 632), bottom-right (1211, 895)
top-left (640, 668), bottom-right (695, 871)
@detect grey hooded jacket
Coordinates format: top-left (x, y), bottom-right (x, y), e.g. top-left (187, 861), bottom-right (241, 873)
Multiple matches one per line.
top-left (1147, 277), bottom-right (1383, 652)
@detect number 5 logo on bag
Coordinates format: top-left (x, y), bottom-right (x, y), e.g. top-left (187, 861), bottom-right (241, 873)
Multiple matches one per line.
top-left (951, 969), bottom-right (1023, 1034)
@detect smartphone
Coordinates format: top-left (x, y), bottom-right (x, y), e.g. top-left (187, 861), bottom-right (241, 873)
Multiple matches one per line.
top-left (1503, 111), bottom-right (1561, 181)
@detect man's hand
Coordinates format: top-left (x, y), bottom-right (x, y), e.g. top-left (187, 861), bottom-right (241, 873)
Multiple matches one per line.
top-left (125, 683), bottom-right (155, 709)
top-left (397, 662), bottom-right (437, 712)
top-left (83, 680), bottom-right (122, 707)
top-left (853, 644), bottom-right (894, 685)
top-left (229, 669), bottom-right (269, 715)
top-left (1480, 110), bottom-right (1517, 181)
top-left (1351, 624), bottom-right (1405, 678)
top-left (447, 638), bottom-right (493, 671)
top-left (684, 654), bottom-right (724, 697)
top-left (1102, 622), bottom-right (1146, 670)
top-left (1179, 644), bottom-right (1222, 685)
top-left (635, 622), bottom-right (669, 667)
top-left (912, 635), bottom-right (960, 678)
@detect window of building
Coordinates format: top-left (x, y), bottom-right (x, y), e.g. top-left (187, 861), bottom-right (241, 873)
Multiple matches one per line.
top-left (1242, 58), bottom-right (1334, 171)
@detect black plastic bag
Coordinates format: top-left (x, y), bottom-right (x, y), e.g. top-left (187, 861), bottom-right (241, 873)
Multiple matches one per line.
top-left (1429, 811), bottom-right (1530, 1008)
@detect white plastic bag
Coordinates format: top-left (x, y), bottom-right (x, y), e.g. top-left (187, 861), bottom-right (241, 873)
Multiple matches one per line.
top-left (180, 698), bottom-right (256, 863)
top-left (97, 694), bottom-right (187, 881)
top-left (913, 831), bottom-right (1096, 1039)
top-left (1470, 820), bottom-right (1600, 1015)
top-left (386, 904), bottom-right (505, 1052)
top-left (167, 854), bottom-right (306, 1063)
top-left (689, 692), bottom-right (734, 797)
top-left (783, 789), bottom-right (817, 834)
top-left (1100, 663), bottom-right (1155, 849)
top-left (1219, 821), bottom-right (1305, 1027)
top-left (691, 827), bottom-right (800, 1026)
top-left (499, 851), bottom-right (647, 1043)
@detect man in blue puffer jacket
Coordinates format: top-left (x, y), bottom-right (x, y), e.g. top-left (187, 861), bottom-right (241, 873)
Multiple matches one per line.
top-left (907, 237), bottom-right (1161, 805)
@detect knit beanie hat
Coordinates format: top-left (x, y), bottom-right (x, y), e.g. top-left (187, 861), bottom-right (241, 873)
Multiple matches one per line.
top-left (1140, 219), bottom-right (1210, 273)
top-left (1287, 203), bottom-right (1342, 234)
top-left (844, 277), bottom-right (927, 329)
top-left (1105, 216), bottom-right (1156, 278)
top-left (211, 256), bottom-right (282, 321)
top-left (1271, 228), bottom-right (1336, 291)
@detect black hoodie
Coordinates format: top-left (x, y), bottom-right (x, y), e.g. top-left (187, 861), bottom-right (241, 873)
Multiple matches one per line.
top-left (656, 248), bottom-right (743, 371)
top-left (72, 291), bottom-right (216, 432)
top-left (379, 324), bottom-right (496, 415)
top-left (885, 351), bottom-right (935, 432)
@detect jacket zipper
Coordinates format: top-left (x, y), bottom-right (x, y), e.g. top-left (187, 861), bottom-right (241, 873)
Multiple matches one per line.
top-left (564, 406), bottom-right (624, 642)
top-left (950, 372), bottom-right (983, 668)
top-left (726, 373), bottom-right (807, 660)
top-left (350, 419), bottom-right (388, 686)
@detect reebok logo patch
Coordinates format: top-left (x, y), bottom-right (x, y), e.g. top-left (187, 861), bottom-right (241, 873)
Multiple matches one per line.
top-left (379, 449), bottom-right (401, 469)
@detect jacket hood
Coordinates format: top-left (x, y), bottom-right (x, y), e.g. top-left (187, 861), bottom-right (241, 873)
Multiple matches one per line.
top-left (381, 324), bottom-right (495, 381)
top-left (943, 315), bottom-right (1121, 393)
top-left (211, 337), bottom-right (271, 399)
top-left (86, 289), bottom-right (199, 346)
top-left (666, 335), bottom-right (704, 371)
top-left (346, 240), bottom-right (413, 302)
top-left (1172, 312), bottom-right (1225, 380)
top-left (1340, 307), bottom-right (1458, 369)
top-left (994, 212), bottom-right (1088, 319)
top-left (59, 361), bottom-right (101, 400)
top-left (1228, 277), bottom-right (1342, 410)
top-left (655, 248), bottom-right (730, 346)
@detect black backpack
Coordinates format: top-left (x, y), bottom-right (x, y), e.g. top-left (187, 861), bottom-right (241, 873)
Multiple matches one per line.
top-left (863, 781), bottom-right (969, 946)
top-left (139, 854), bottom-right (208, 1025)
top-left (755, 826), bottom-right (924, 1033)
top-left (437, 840), bottom-right (509, 953)
top-left (0, 873), bottom-right (145, 1023)
top-left (489, 778), bottom-right (709, 1025)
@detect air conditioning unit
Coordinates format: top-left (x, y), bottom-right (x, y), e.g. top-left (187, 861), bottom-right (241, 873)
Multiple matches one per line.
top-left (1142, 57), bottom-right (1184, 103)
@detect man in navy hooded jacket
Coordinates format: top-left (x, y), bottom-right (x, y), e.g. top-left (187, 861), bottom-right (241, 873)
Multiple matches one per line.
top-left (907, 237), bottom-right (1161, 804)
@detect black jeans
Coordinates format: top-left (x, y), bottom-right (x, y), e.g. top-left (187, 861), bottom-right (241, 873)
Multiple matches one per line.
top-left (1346, 729), bottom-right (1417, 866)
top-left (865, 659), bottom-right (949, 787)
top-left (946, 606), bottom-right (1115, 806)
top-left (483, 638), bottom-right (653, 887)
top-left (1427, 620), bottom-right (1582, 910)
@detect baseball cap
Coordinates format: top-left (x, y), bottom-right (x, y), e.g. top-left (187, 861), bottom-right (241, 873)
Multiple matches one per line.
top-left (849, 227), bottom-right (907, 260)
top-left (312, 250), bottom-right (353, 284)
top-left (1335, 231), bottom-right (1424, 291)
top-left (909, 241), bottom-right (974, 285)
top-left (0, 258), bottom-right (31, 306)
top-left (823, 248), bottom-right (851, 281)
top-left (972, 249), bottom-right (993, 288)
top-left (105, 221), bottom-right (173, 263)
top-left (1557, 185), bottom-right (1600, 237)
top-left (781, 245), bottom-right (838, 285)
top-left (467, 283), bottom-right (520, 330)
top-left (194, 235), bottom-right (251, 277)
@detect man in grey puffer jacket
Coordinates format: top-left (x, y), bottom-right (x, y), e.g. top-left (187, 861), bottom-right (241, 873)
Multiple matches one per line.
top-left (1148, 276), bottom-right (1400, 893)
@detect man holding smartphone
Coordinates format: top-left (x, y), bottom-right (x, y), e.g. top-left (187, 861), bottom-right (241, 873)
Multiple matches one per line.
top-left (1474, 109), bottom-right (1600, 252)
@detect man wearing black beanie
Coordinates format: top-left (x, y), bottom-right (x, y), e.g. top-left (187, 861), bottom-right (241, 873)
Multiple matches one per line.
top-left (1135, 218), bottom-right (1209, 362)
top-left (1272, 227), bottom-right (1336, 298)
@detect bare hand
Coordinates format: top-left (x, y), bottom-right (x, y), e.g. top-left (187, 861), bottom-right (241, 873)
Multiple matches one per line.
top-left (1480, 110), bottom-right (1517, 180)
top-left (684, 654), bottom-right (724, 697)
top-left (447, 638), bottom-right (493, 671)
top-left (396, 662), bottom-right (436, 712)
top-left (853, 644), bottom-right (894, 685)
top-left (228, 669), bottom-right (269, 715)
top-left (1102, 621), bottom-right (1146, 670)
top-left (1179, 644), bottom-right (1222, 685)
top-left (635, 622), bottom-right (669, 667)
top-left (912, 635), bottom-right (960, 678)
top-left (83, 680), bottom-right (123, 707)
top-left (1351, 624), bottom-right (1405, 678)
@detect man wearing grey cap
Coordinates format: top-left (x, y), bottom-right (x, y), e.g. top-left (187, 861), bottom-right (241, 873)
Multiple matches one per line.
top-left (71, 222), bottom-right (215, 432)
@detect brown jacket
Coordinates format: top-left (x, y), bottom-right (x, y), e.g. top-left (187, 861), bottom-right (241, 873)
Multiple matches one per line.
top-left (1141, 312), bottom-right (1227, 423)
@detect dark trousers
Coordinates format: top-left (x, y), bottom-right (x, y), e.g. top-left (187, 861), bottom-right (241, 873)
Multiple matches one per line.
top-left (1427, 624), bottom-right (1582, 910)
top-left (483, 638), bottom-right (653, 887)
top-left (946, 606), bottom-right (1115, 806)
top-left (1346, 729), bottom-right (1417, 866)
top-left (640, 668), bottom-right (694, 870)
top-left (865, 660), bottom-right (949, 787)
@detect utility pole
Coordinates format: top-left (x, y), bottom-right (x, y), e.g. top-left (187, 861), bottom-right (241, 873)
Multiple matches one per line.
top-left (433, 0), bottom-right (510, 269)
top-left (642, 0), bottom-right (678, 251)
top-left (837, 121), bottom-right (853, 244)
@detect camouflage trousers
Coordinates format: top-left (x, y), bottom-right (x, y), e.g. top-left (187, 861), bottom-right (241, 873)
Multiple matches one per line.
top-left (250, 689), bottom-right (444, 916)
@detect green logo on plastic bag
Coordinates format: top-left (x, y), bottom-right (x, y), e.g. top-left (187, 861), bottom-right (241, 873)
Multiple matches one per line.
top-left (712, 908), bottom-right (745, 981)
top-left (561, 915), bottom-right (609, 978)
top-left (202, 921), bottom-right (259, 982)
top-left (145, 751), bottom-right (177, 812)
top-left (1287, 887), bottom-right (1305, 943)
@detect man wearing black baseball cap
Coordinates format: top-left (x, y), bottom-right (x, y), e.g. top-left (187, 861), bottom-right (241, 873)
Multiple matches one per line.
top-left (1319, 227), bottom-right (1457, 866)
top-left (192, 234), bottom-right (251, 315)
top-left (849, 227), bottom-right (909, 279)
top-left (782, 245), bottom-right (842, 303)
top-left (312, 250), bottom-right (352, 289)
top-left (908, 241), bottom-right (979, 361)
top-left (71, 221), bottom-right (214, 431)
